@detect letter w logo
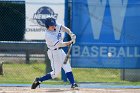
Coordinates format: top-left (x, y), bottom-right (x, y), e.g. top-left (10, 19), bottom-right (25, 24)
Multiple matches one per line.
top-left (87, 0), bottom-right (128, 40)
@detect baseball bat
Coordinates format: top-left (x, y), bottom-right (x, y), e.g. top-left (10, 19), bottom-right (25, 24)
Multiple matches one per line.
top-left (64, 44), bottom-right (73, 64)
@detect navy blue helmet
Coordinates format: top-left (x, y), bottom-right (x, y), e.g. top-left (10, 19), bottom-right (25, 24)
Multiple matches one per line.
top-left (45, 17), bottom-right (56, 28)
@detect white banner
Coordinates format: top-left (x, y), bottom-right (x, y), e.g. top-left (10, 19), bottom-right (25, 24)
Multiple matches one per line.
top-left (25, 0), bottom-right (64, 40)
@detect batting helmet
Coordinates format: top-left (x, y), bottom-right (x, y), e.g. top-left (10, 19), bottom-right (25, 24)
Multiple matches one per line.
top-left (45, 17), bottom-right (56, 28)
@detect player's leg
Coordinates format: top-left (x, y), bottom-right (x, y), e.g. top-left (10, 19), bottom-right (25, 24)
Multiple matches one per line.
top-left (37, 49), bottom-right (62, 81)
top-left (31, 50), bottom-right (62, 89)
top-left (61, 50), bottom-right (78, 88)
top-left (62, 63), bottom-right (78, 88)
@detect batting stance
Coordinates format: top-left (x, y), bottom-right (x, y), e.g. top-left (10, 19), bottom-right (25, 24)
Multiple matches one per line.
top-left (31, 17), bottom-right (78, 89)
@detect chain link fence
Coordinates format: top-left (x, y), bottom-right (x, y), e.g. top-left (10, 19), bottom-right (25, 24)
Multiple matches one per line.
top-left (0, 0), bottom-right (139, 85)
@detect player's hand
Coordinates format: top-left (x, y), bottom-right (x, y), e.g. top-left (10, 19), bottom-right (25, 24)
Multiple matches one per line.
top-left (66, 40), bottom-right (73, 46)
top-left (71, 34), bottom-right (76, 44)
top-left (71, 38), bottom-right (76, 44)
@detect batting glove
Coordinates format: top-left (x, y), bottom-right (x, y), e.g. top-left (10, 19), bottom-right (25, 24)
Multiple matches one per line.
top-left (72, 39), bottom-right (76, 44)
top-left (70, 34), bottom-right (76, 44)
top-left (71, 34), bottom-right (76, 40)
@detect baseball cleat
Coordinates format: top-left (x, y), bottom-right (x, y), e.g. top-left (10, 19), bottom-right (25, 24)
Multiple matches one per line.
top-left (71, 83), bottom-right (78, 89)
top-left (31, 77), bottom-right (41, 89)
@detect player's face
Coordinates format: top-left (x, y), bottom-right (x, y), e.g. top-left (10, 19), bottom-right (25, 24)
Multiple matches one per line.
top-left (48, 26), bottom-right (56, 31)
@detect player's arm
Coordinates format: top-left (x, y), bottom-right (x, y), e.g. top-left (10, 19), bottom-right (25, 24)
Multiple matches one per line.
top-left (46, 35), bottom-right (72, 48)
top-left (56, 41), bottom-right (73, 47)
top-left (61, 25), bottom-right (76, 44)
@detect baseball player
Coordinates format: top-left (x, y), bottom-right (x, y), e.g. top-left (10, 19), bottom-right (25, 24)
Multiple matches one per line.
top-left (31, 17), bottom-right (78, 89)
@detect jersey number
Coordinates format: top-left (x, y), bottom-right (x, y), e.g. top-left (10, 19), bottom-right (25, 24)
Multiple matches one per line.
top-left (57, 33), bottom-right (61, 40)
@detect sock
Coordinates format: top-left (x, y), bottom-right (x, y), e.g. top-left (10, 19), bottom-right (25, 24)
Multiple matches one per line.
top-left (66, 72), bottom-right (75, 85)
top-left (39, 73), bottom-right (52, 82)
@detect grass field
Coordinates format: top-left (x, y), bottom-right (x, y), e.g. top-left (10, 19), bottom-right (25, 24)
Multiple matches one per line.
top-left (0, 62), bottom-right (140, 85)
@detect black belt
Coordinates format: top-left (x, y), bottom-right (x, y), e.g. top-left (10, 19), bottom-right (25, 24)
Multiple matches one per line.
top-left (48, 47), bottom-right (61, 50)
top-left (54, 47), bottom-right (61, 50)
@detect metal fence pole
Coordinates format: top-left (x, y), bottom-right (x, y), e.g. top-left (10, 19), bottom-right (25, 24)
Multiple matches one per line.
top-left (0, 62), bottom-right (3, 75)
top-left (44, 46), bottom-right (52, 74)
top-left (25, 51), bottom-right (30, 64)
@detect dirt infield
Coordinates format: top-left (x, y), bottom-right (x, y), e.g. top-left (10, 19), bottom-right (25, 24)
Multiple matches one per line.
top-left (0, 87), bottom-right (140, 93)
